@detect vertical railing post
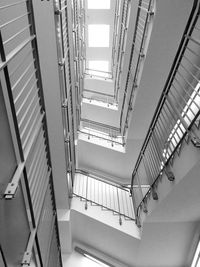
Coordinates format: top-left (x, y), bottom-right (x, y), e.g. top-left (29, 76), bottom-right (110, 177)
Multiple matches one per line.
top-left (136, 172), bottom-right (147, 213)
top-left (117, 187), bottom-right (122, 225)
top-left (85, 175), bottom-right (88, 210)
top-left (143, 155), bottom-right (158, 200)
top-left (131, 174), bottom-right (141, 227)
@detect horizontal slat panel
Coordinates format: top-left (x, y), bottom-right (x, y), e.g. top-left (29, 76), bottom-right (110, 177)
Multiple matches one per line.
top-left (25, 128), bottom-right (49, 222)
top-left (37, 184), bottom-right (55, 267)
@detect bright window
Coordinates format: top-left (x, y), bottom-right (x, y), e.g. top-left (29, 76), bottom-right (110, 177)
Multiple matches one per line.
top-left (88, 0), bottom-right (110, 9)
top-left (88, 25), bottom-right (110, 47)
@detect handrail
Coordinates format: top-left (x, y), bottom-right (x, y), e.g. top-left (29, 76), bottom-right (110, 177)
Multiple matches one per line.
top-left (76, 169), bottom-right (129, 191)
top-left (114, 0), bottom-right (131, 100)
top-left (79, 119), bottom-right (124, 146)
top-left (73, 171), bottom-right (135, 224)
top-left (83, 88), bottom-right (114, 98)
top-left (85, 68), bottom-right (112, 75)
top-left (81, 118), bottom-right (120, 132)
top-left (131, 0), bottom-right (200, 227)
top-left (80, 0), bottom-right (155, 147)
top-left (111, 0), bottom-right (120, 74)
top-left (120, 0), bottom-right (155, 138)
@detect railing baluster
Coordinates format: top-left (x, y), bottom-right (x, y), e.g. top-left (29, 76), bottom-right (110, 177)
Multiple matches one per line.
top-left (73, 171), bottom-right (136, 224)
top-left (85, 175), bottom-right (88, 210)
top-left (117, 188), bottom-right (122, 225)
top-left (143, 155), bottom-right (158, 200)
top-left (131, 0), bottom-right (200, 228)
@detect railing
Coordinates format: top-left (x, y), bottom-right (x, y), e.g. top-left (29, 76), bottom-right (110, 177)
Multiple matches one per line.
top-left (81, 0), bottom-right (155, 148)
top-left (74, 170), bottom-right (135, 225)
top-left (84, 68), bottom-right (113, 80)
top-left (82, 88), bottom-right (117, 109)
top-left (54, 0), bottom-right (76, 190)
top-left (111, 0), bottom-right (121, 74)
top-left (114, 0), bottom-right (131, 100)
top-left (72, 0), bottom-right (86, 124)
top-left (79, 118), bottom-right (125, 147)
top-left (131, 0), bottom-right (200, 227)
top-left (120, 0), bottom-right (155, 139)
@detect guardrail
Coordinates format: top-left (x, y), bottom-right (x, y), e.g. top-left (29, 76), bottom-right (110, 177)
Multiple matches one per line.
top-left (72, 0), bottom-right (86, 124)
top-left (81, 0), bottom-right (155, 147)
top-left (82, 88), bottom-right (117, 108)
top-left (131, 0), bottom-right (200, 227)
top-left (111, 0), bottom-right (121, 75)
top-left (114, 0), bottom-right (131, 100)
top-left (79, 118), bottom-right (124, 147)
top-left (54, 0), bottom-right (77, 189)
top-left (74, 170), bottom-right (135, 225)
top-left (120, 0), bottom-right (155, 139)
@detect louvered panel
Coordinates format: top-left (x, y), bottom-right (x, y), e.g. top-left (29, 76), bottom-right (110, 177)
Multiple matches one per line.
top-left (37, 184), bottom-right (55, 267)
top-left (1, 4), bottom-right (43, 156)
top-left (25, 128), bottom-right (49, 223)
top-left (47, 226), bottom-right (61, 267)
top-left (0, 1), bottom-right (31, 56)
top-left (7, 43), bottom-right (43, 154)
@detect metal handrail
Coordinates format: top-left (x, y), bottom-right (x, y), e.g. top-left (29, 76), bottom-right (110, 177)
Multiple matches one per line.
top-left (114, 0), bottom-right (131, 100)
top-left (79, 118), bottom-right (124, 146)
top-left (82, 0), bottom-right (155, 148)
top-left (76, 169), bottom-right (129, 191)
top-left (73, 0), bottom-right (154, 148)
top-left (131, 0), bottom-right (200, 227)
top-left (120, 0), bottom-right (155, 138)
top-left (82, 89), bottom-right (117, 107)
top-left (81, 118), bottom-right (120, 132)
top-left (73, 171), bottom-right (135, 224)
top-left (111, 0), bottom-right (121, 73)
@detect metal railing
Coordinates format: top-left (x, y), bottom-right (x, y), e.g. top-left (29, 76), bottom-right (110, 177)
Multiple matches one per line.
top-left (81, 0), bottom-right (155, 148)
top-left (71, 0), bottom-right (86, 129)
top-left (79, 118), bottom-right (125, 147)
top-left (82, 88), bottom-right (117, 109)
top-left (111, 0), bottom-right (121, 74)
top-left (131, 0), bottom-right (200, 227)
top-left (114, 0), bottom-right (131, 100)
top-left (84, 68), bottom-right (113, 80)
top-left (120, 0), bottom-right (155, 139)
top-left (74, 170), bottom-right (135, 225)
top-left (54, 0), bottom-right (77, 189)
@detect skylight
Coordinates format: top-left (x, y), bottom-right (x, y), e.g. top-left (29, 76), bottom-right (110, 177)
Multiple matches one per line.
top-left (88, 60), bottom-right (109, 78)
top-left (88, 25), bottom-right (110, 47)
top-left (88, 0), bottom-right (111, 9)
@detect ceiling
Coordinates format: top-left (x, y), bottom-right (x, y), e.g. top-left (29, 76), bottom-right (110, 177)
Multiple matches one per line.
top-left (78, 0), bottom-right (194, 181)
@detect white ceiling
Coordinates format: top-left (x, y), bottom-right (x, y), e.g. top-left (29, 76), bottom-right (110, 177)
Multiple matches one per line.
top-left (78, 0), bottom-right (194, 181)
top-left (70, 203), bottom-right (199, 267)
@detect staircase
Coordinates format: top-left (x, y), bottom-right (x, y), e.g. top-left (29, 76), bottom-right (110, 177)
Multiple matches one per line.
top-left (73, 171), bottom-right (135, 225)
